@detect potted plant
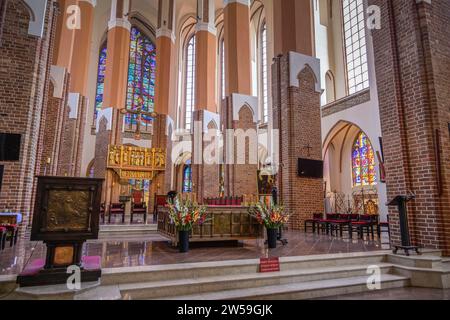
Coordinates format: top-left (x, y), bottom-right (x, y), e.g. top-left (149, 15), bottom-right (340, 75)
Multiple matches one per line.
top-left (167, 196), bottom-right (208, 253)
top-left (249, 201), bottom-right (289, 249)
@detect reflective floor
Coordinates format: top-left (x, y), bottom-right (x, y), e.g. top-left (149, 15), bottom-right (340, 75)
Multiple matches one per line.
top-left (0, 230), bottom-right (391, 276)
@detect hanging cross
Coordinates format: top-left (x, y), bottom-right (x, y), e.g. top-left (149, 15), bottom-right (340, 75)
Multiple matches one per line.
top-left (120, 51), bottom-right (157, 140)
top-left (304, 143), bottom-right (313, 157)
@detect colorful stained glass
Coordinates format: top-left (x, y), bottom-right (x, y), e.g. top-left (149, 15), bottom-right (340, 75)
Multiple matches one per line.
top-left (183, 165), bottom-right (193, 193)
top-left (352, 132), bottom-right (377, 187)
top-left (125, 27), bottom-right (157, 125)
top-left (94, 44), bottom-right (107, 116)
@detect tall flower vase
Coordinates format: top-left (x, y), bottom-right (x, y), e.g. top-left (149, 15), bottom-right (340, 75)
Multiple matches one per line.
top-left (179, 230), bottom-right (190, 253)
top-left (267, 228), bottom-right (278, 249)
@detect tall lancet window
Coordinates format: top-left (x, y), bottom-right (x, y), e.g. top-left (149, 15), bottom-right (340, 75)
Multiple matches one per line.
top-left (260, 22), bottom-right (269, 123)
top-left (183, 163), bottom-right (193, 193)
top-left (352, 132), bottom-right (377, 187)
top-left (94, 43), bottom-right (107, 118)
top-left (125, 26), bottom-right (157, 126)
top-left (185, 35), bottom-right (196, 131)
top-left (343, 0), bottom-right (369, 94)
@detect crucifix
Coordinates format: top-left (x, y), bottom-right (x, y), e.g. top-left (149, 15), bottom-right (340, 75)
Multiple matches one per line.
top-left (119, 50), bottom-right (157, 140)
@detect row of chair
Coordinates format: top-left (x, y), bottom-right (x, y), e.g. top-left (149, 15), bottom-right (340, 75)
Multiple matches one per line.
top-left (100, 203), bottom-right (148, 224)
top-left (305, 213), bottom-right (390, 239)
top-left (0, 224), bottom-right (19, 251)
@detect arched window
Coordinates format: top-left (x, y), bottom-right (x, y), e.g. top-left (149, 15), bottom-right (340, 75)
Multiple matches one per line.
top-left (94, 43), bottom-right (107, 117)
top-left (260, 21), bottom-right (269, 123)
top-left (184, 35), bottom-right (196, 131)
top-left (343, 0), bottom-right (369, 94)
top-left (125, 26), bottom-right (157, 126)
top-left (182, 164), bottom-right (193, 193)
top-left (352, 132), bottom-right (377, 187)
top-left (325, 71), bottom-right (336, 103)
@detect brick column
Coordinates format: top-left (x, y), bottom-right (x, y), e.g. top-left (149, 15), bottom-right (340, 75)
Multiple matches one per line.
top-left (369, 0), bottom-right (450, 254)
top-left (272, 53), bottom-right (324, 230)
top-left (191, 0), bottom-right (220, 202)
top-left (94, 0), bottom-right (131, 204)
top-left (0, 0), bottom-right (58, 227)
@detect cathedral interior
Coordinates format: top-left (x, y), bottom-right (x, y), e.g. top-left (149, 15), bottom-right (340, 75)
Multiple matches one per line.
top-left (0, 0), bottom-right (450, 301)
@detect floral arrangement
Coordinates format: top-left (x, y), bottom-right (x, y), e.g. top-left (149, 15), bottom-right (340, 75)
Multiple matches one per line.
top-left (248, 201), bottom-right (289, 229)
top-left (168, 196), bottom-right (208, 231)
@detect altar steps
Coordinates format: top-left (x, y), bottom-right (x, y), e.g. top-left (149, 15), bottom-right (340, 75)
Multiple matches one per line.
top-left (163, 274), bottom-right (409, 300)
top-left (98, 224), bottom-right (159, 239)
top-left (118, 263), bottom-right (397, 300)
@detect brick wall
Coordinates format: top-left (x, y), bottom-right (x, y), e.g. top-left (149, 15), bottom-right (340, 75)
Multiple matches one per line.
top-left (0, 0), bottom-right (56, 228)
top-left (192, 110), bottom-right (220, 202)
top-left (369, 0), bottom-right (450, 254)
top-left (272, 54), bottom-right (324, 230)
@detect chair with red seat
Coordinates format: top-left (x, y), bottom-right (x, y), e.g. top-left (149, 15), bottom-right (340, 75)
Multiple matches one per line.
top-left (329, 214), bottom-right (352, 238)
top-left (108, 203), bottom-right (125, 224)
top-left (0, 224), bottom-right (19, 247)
top-left (350, 215), bottom-right (374, 239)
top-left (304, 213), bottom-right (323, 233)
top-left (378, 215), bottom-right (390, 238)
top-left (0, 227), bottom-right (7, 251)
top-left (131, 202), bottom-right (147, 224)
top-left (317, 214), bottom-right (340, 235)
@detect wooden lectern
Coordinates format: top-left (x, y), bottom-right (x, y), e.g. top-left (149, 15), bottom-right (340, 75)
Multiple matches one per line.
top-left (17, 177), bottom-right (104, 287)
top-left (387, 194), bottom-right (421, 256)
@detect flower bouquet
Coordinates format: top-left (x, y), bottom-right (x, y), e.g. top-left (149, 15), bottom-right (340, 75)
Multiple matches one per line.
top-left (249, 201), bottom-right (289, 249)
top-left (167, 196), bottom-right (208, 252)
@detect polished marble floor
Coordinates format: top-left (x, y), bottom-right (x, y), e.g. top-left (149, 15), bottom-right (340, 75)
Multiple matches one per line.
top-left (0, 230), bottom-right (391, 276)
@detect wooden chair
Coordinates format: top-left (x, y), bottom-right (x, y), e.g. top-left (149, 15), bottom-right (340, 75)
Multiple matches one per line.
top-left (304, 213), bottom-right (323, 233)
top-left (100, 203), bottom-right (106, 224)
top-left (350, 215), bottom-right (373, 239)
top-left (131, 202), bottom-right (147, 224)
top-left (0, 224), bottom-right (18, 247)
top-left (153, 195), bottom-right (168, 223)
top-left (378, 215), bottom-right (390, 238)
top-left (108, 203), bottom-right (125, 224)
top-left (0, 227), bottom-right (6, 251)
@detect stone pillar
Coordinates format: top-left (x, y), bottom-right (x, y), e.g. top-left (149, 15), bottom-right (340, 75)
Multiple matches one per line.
top-left (191, 0), bottom-right (220, 202)
top-left (94, 0), bottom-right (131, 204)
top-left (369, 0), bottom-right (450, 254)
top-left (273, 0), bottom-right (314, 56)
top-left (223, 0), bottom-right (251, 96)
top-left (221, 0), bottom-right (258, 198)
top-left (272, 53), bottom-right (324, 230)
top-left (149, 0), bottom-right (176, 208)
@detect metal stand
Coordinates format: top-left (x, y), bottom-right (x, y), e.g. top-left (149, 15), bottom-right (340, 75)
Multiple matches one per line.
top-left (387, 194), bottom-right (421, 256)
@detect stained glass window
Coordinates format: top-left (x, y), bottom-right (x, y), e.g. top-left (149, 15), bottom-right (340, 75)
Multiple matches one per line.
top-left (260, 22), bottom-right (269, 123)
top-left (94, 43), bottom-right (107, 117)
top-left (185, 35), bottom-right (196, 131)
top-left (125, 26), bottom-right (157, 125)
top-left (183, 164), bottom-right (193, 193)
top-left (352, 132), bottom-right (377, 187)
top-left (343, 0), bottom-right (369, 94)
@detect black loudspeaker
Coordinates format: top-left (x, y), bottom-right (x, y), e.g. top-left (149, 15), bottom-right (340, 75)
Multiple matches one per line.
top-left (297, 159), bottom-right (324, 179)
top-left (0, 165), bottom-right (4, 193)
top-left (0, 133), bottom-right (21, 161)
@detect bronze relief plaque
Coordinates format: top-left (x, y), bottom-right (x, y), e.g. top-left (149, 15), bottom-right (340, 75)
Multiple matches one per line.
top-left (47, 190), bottom-right (90, 232)
top-left (53, 246), bottom-right (74, 267)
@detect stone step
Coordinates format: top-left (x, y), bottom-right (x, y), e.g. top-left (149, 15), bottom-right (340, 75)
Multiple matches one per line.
top-left (98, 224), bottom-right (159, 239)
top-left (101, 251), bottom-right (389, 285)
top-left (164, 274), bottom-right (409, 300)
top-left (119, 263), bottom-right (394, 300)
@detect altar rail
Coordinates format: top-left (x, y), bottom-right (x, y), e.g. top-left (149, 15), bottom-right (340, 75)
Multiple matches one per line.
top-left (157, 206), bottom-right (264, 245)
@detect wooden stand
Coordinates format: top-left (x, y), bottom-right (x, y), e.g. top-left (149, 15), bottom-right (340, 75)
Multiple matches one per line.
top-left (17, 177), bottom-right (103, 287)
top-left (387, 195), bottom-right (421, 256)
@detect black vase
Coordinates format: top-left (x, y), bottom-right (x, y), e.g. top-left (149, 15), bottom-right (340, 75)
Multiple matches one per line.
top-left (179, 230), bottom-right (190, 253)
top-left (267, 228), bottom-right (278, 249)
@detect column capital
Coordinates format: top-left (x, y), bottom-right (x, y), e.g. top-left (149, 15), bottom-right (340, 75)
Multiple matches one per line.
top-left (108, 18), bottom-right (131, 31)
top-left (195, 22), bottom-right (217, 36)
top-left (156, 28), bottom-right (176, 42)
top-left (224, 0), bottom-right (250, 7)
